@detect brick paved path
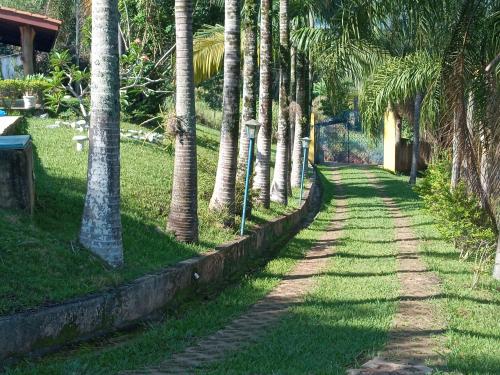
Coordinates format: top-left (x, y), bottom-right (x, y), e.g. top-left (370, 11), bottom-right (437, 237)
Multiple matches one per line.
top-left (124, 168), bottom-right (347, 374)
top-left (348, 171), bottom-right (446, 375)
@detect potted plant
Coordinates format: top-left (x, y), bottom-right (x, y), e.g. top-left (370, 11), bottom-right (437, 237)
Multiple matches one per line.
top-left (22, 75), bottom-right (47, 110)
top-left (23, 81), bottom-right (36, 109)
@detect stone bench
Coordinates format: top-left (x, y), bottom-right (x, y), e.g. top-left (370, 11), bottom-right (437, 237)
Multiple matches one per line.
top-left (0, 135), bottom-right (35, 214)
top-left (0, 116), bottom-right (22, 136)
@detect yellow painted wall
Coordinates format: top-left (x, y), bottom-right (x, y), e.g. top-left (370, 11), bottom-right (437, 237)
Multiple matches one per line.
top-left (383, 109), bottom-right (396, 172)
top-left (309, 113), bottom-right (315, 164)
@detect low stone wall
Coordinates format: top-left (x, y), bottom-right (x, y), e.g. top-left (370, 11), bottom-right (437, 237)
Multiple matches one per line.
top-left (0, 171), bottom-right (321, 365)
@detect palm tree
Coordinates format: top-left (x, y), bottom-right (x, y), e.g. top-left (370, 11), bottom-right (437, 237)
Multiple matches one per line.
top-left (439, 0), bottom-right (499, 277)
top-left (80, 0), bottom-right (123, 267)
top-left (359, 53), bottom-right (441, 169)
top-left (237, 0), bottom-right (258, 178)
top-left (167, 0), bottom-right (198, 242)
top-left (291, 52), bottom-right (306, 187)
top-left (270, 0), bottom-right (290, 204)
top-left (288, 43), bottom-right (296, 193)
top-left (253, 0), bottom-right (272, 208)
top-left (209, 0), bottom-right (241, 217)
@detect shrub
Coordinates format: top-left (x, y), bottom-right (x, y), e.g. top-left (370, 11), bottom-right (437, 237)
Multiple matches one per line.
top-left (0, 76), bottom-right (49, 109)
top-left (44, 51), bottom-right (90, 118)
top-left (416, 156), bottom-right (496, 286)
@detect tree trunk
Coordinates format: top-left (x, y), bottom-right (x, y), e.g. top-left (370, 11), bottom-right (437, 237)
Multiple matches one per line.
top-left (167, 0), bottom-right (198, 242)
top-left (290, 46), bottom-right (296, 106)
top-left (451, 102), bottom-right (465, 191)
top-left (394, 110), bottom-right (402, 170)
top-left (289, 45), bottom-right (296, 157)
top-left (270, 0), bottom-right (290, 204)
top-left (409, 92), bottom-right (423, 185)
top-left (237, 0), bottom-right (258, 179)
top-left (291, 52), bottom-right (306, 187)
top-left (253, 0), bottom-right (272, 208)
top-left (80, 0), bottom-right (123, 267)
top-left (306, 11), bottom-right (314, 134)
top-left (304, 56), bottom-right (310, 135)
top-left (494, 239), bottom-right (500, 280)
top-left (210, 0), bottom-right (241, 217)
top-left (395, 111), bottom-right (402, 146)
top-left (286, 45), bottom-right (294, 198)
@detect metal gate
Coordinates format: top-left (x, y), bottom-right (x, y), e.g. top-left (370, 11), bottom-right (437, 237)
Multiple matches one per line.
top-left (318, 122), bottom-right (351, 163)
top-left (315, 111), bottom-right (383, 165)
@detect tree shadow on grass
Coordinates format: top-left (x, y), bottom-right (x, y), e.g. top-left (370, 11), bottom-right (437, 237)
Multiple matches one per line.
top-left (0, 140), bottom-right (204, 315)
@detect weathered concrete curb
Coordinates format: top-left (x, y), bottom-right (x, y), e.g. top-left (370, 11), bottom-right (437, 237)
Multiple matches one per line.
top-left (0, 170), bottom-right (321, 365)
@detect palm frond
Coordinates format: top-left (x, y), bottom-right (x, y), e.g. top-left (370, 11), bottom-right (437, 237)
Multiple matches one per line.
top-left (359, 52), bottom-right (441, 138)
top-left (193, 24), bottom-right (225, 84)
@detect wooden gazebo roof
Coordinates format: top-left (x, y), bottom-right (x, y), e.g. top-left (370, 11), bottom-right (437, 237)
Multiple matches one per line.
top-left (0, 7), bottom-right (62, 52)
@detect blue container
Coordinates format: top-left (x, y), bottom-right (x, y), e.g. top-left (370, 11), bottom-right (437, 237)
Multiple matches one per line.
top-left (0, 110), bottom-right (6, 117)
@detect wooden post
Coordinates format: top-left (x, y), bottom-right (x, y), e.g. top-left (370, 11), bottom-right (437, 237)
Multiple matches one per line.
top-left (19, 25), bottom-right (36, 76)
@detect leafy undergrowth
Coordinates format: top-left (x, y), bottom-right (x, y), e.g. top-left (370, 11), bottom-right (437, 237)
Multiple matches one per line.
top-left (0, 118), bottom-right (298, 316)
top-left (5, 167), bottom-right (334, 375)
top-left (202, 165), bottom-right (399, 374)
top-left (370, 168), bottom-right (500, 375)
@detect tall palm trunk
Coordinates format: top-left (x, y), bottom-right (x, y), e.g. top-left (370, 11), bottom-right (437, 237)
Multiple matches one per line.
top-left (210, 0), bottom-right (241, 216)
top-left (494, 240), bottom-right (500, 280)
top-left (237, 0), bottom-right (258, 178)
top-left (291, 52), bottom-right (306, 187)
top-left (304, 56), bottom-right (310, 134)
top-left (80, 0), bottom-right (123, 267)
top-left (167, 0), bottom-right (198, 242)
top-left (286, 40), bottom-right (295, 198)
top-left (394, 110), bottom-right (402, 171)
top-left (289, 44), bottom-right (296, 165)
top-left (307, 11), bottom-right (314, 133)
top-left (409, 92), bottom-right (423, 185)
top-left (270, 0), bottom-right (290, 204)
top-left (451, 108), bottom-right (465, 190)
top-left (253, 0), bottom-right (272, 208)
top-left (290, 46), bottom-right (297, 106)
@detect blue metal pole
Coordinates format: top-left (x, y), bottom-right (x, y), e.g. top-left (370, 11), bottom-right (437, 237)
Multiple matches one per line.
top-left (240, 138), bottom-right (254, 236)
top-left (299, 146), bottom-right (308, 204)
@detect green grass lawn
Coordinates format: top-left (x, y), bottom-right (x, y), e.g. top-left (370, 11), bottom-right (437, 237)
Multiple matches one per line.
top-left (4, 165), bottom-right (498, 374)
top-left (5, 167), bottom-right (336, 375)
top-left (370, 168), bottom-right (500, 375)
top-left (0, 118), bottom-right (298, 316)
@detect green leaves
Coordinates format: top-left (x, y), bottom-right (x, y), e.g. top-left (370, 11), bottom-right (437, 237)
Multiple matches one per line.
top-left (359, 52), bottom-right (441, 137)
top-left (193, 24), bottom-right (226, 84)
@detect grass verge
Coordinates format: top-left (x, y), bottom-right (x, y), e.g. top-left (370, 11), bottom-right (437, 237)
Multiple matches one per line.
top-left (0, 118), bottom-right (298, 316)
top-left (200, 165), bottom-right (399, 374)
top-left (370, 167), bottom-right (500, 374)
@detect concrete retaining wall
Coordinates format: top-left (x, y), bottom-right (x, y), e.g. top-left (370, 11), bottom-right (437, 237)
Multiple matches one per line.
top-left (0, 171), bottom-right (321, 365)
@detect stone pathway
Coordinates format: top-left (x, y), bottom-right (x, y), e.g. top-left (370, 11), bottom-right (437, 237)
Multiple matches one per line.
top-left (348, 170), bottom-right (446, 375)
top-left (124, 168), bottom-right (347, 374)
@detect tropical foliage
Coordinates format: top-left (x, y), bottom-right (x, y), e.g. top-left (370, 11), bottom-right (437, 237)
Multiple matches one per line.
top-left (5, 0), bottom-right (499, 277)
